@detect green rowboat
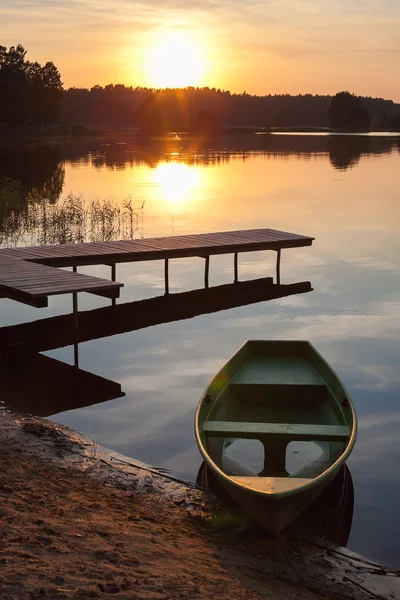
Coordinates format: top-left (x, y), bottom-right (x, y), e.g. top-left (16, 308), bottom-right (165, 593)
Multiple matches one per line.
top-left (195, 340), bottom-right (357, 534)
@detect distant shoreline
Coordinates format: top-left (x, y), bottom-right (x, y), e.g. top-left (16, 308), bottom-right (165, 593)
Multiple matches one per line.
top-left (1, 125), bottom-right (399, 142)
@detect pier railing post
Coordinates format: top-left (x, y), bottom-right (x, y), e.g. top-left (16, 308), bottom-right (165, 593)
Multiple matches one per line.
top-left (72, 265), bottom-right (79, 368)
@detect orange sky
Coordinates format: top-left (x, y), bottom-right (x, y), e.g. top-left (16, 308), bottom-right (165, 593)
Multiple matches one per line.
top-left (1, 0), bottom-right (400, 101)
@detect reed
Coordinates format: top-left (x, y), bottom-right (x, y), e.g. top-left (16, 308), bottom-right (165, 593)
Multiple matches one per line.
top-left (0, 179), bottom-right (144, 247)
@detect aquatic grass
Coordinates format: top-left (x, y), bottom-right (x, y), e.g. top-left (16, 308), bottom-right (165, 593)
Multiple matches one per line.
top-left (89, 198), bottom-right (121, 242)
top-left (0, 183), bottom-right (145, 247)
top-left (123, 196), bottom-right (145, 240)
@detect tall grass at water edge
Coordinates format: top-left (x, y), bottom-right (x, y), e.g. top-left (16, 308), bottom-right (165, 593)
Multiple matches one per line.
top-left (0, 177), bottom-right (144, 247)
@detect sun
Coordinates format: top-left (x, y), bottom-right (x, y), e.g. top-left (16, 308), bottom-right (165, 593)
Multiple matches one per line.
top-left (146, 31), bottom-right (205, 88)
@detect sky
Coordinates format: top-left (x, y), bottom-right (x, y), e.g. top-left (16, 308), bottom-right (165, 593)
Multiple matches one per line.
top-left (1, 0), bottom-right (400, 101)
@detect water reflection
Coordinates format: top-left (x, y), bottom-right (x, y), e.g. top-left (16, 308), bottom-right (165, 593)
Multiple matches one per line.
top-left (59, 134), bottom-right (399, 170)
top-left (1, 278), bottom-right (312, 419)
top-left (0, 278), bottom-right (312, 355)
top-left (0, 144), bottom-right (65, 246)
top-left (0, 351), bottom-right (124, 417)
top-left (0, 143), bottom-right (64, 200)
top-left (152, 162), bottom-right (201, 206)
top-left (0, 132), bottom-right (398, 567)
top-left (0, 134), bottom-right (399, 248)
top-left (328, 135), bottom-right (371, 171)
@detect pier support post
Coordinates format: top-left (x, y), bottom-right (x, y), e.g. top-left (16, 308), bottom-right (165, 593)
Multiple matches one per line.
top-left (164, 259), bottom-right (169, 295)
top-left (204, 256), bottom-right (210, 289)
top-left (72, 266), bottom-right (79, 369)
top-left (234, 252), bottom-right (239, 283)
top-left (276, 249), bottom-right (281, 285)
top-left (111, 263), bottom-right (116, 306)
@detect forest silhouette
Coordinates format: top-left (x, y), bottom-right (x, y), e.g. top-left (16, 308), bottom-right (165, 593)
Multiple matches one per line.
top-left (1, 44), bottom-right (400, 133)
top-left (61, 86), bottom-right (400, 132)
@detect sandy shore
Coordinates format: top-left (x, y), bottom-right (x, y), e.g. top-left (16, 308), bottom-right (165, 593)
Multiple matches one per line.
top-left (1, 411), bottom-right (398, 600)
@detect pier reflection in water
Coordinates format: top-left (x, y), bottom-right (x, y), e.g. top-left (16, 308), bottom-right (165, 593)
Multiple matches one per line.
top-left (0, 276), bottom-right (312, 414)
top-left (0, 352), bottom-right (124, 417)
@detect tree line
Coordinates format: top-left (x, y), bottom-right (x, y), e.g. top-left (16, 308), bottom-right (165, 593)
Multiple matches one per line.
top-left (1, 44), bottom-right (400, 131)
top-left (61, 86), bottom-right (400, 132)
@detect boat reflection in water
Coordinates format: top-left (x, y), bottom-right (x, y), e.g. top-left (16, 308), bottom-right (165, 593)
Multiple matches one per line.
top-left (197, 460), bottom-right (354, 547)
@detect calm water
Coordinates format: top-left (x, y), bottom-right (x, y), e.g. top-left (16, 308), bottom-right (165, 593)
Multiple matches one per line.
top-left (1, 134), bottom-right (399, 566)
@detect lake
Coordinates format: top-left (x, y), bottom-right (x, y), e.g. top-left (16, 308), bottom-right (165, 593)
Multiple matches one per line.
top-left (1, 133), bottom-right (399, 567)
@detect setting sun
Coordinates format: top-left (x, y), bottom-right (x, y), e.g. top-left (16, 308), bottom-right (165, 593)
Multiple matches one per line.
top-left (145, 32), bottom-right (206, 88)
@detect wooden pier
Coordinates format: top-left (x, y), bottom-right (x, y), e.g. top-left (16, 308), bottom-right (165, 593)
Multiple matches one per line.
top-left (0, 228), bottom-right (314, 308)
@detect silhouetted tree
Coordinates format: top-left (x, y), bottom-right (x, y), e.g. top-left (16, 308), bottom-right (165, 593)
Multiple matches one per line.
top-left (328, 91), bottom-right (370, 130)
top-left (27, 61), bottom-right (63, 125)
top-left (0, 44), bottom-right (30, 125)
top-left (0, 44), bottom-right (63, 126)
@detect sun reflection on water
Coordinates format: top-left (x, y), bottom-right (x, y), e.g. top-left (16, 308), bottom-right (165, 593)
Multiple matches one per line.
top-left (152, 162), bottom-right (202, 207)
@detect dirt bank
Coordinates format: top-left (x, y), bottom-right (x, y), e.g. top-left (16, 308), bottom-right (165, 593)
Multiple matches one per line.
top-left (0, 411), bottom-right (397, 600)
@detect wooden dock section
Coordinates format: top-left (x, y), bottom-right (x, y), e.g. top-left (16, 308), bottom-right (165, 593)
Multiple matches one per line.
top-left (0, 228), bottom-right (314, 308)
top-left (0, 255), bottom-right (121, 308)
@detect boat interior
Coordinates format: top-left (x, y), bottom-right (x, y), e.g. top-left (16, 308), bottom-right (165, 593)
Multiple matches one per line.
top-left (202, 344), bottom-right (353, 493)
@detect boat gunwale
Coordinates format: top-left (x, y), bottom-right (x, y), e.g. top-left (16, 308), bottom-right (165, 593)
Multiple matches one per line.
top-left (194, 339), bottom-right (358, 500)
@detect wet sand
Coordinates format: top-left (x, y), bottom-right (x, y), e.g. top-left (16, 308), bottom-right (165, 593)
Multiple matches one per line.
top-left (0, 411), bottom-right (397, 600)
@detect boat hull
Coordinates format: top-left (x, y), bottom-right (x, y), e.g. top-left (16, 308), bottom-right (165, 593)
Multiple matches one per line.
top-left (195, 340), bottom-right (357, 535)
top-left (213, 461), bottom-right (341, 535)
top-left (197, 461), bottom-right (354, 543)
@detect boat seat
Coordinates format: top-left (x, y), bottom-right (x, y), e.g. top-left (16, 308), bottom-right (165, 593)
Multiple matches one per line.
top-left (203, 421), bottom-right (349, 442)
top-left (229, 476), bottom-right (312, 494)
top-left (230, 357), bottom-right (326, 386)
